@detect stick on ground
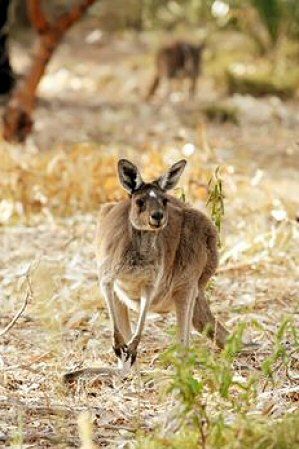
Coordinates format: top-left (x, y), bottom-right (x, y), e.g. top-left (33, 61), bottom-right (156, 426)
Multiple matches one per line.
top-left (0, 290), bottom-right (29, 338)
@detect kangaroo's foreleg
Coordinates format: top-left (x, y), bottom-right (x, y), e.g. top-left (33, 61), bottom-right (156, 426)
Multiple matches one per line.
top-left (100, 279), bottom-right (127, 360)
top-left (192, 289), bottom-right (228, 348)
top-left (126, 286), bottom-right (151, 365)
top-left (174, 286), bottom-right (197, 347)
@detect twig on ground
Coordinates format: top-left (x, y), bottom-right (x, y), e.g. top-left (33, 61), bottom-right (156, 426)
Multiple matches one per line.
top-left (0, 261), bottom-right (36, 338)
top-left (1, 351), bottom-right (51, 372)
top-left (63, 366), bottom-right (125, 383)
top-left (0, 290), bottom-right (30, 338)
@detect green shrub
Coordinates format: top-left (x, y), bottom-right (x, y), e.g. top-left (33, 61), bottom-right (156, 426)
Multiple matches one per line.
top-left (136, 320), bottom-right (298, 449)
top-left (226, 64), bottom-right (298, 97)
top-left (202, 102), bottom-right (239, 124)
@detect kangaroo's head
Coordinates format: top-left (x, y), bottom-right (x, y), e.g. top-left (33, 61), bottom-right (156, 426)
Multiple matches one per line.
top-left (118, 159), bottom-right (186, 231)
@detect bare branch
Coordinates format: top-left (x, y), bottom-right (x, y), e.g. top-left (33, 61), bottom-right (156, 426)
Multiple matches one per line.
top-left (63, 366), bottom-right (121, 383)
top-left (27, 0), bottom-right (50, 34)
top-left (0, 290), bottom-right (29, 338)
top-left (0, 266), bottom-right (35, 338)
top-left (56, 0), bottom-right (97, 33)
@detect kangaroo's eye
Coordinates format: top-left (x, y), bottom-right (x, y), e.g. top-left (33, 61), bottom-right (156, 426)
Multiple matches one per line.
top-left (136, 198), bottom-right (145, 208)
top-left (162, 198), bottom-right (168, 206)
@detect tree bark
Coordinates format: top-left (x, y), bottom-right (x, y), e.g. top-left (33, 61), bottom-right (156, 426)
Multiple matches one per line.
top-left (3, 0), bottom-right (96, 143)
top-left (13, 0), bottom-right (30, 27)
top-left (0, 0), bottom-right (15, 95)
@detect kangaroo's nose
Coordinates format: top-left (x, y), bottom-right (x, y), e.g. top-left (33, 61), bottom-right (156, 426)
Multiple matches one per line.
top-left (151, 211), bottom-right (164, 222)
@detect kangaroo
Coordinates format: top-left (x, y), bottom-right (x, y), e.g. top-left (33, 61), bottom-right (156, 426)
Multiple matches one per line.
top-left (146, 41), bottom-right (205, 100)
top-left (96, 159), bottom-right (228, 367)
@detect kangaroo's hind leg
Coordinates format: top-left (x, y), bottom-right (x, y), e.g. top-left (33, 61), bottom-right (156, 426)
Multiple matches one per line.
top-left (173, 285), bottom-right (197, 348)
top-left (192, 289), bottom-right (228, 348)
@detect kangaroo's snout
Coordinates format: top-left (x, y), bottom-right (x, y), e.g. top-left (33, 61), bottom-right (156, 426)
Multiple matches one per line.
top-left (150, 210), bottom-right (164, 227)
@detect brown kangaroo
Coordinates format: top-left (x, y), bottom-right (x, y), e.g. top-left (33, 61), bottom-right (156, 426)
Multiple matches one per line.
top-left (96, 159), bottom-right (228, 367)
top-left (146, 41), bottom-right (205, 100)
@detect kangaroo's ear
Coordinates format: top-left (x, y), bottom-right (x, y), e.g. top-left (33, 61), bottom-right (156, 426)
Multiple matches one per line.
top-left (118, 159), bottom-right (144, 194)
top-left (157, 159), bottom-right (187, 191)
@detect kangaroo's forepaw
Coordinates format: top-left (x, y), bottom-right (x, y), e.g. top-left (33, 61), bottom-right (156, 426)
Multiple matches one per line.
top-left (113, 344), bottom-right (137, 368)
top-left (113, 343), bottom-right (128, 359)
top-left (126, 347), bottom-right (137, 366)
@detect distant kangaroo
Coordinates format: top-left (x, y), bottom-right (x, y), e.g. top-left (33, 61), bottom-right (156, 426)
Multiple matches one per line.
top-left (96, 159), bottom-right (228, 366)
top-left (146, 41), bottom-right (205, 100)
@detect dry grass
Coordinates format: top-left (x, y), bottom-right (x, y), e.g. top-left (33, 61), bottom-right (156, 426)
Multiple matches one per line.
top-left (0, 26), bottom-right (298, 448)
top-left (0, 137), bottom-right (297, 447)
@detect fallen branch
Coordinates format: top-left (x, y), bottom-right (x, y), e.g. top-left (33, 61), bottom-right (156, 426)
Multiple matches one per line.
top-left (0, 264), bottom-right (35, 338)
top-left (63, 366), bottom-right (123, 383)
top-left (0, 290), bottom-right (29, 338)
top-left (1, 351), bottom-right (51, 372)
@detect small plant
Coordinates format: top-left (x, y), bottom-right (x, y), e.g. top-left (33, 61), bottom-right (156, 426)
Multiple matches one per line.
top-left (250, 0), bottom-right (281, 47)
top-left (207, 167), bottom-right (225, 241)
top-left (10, 409), bottom-right (24, 447)
top-left (202, 102), bottom-right (239, 125)
top-left (136, 320), bottom-right (299, 449)
top-left (174, 187), bottom-right (187, 203)
top-left (262, 317), bottom-right (298, 383)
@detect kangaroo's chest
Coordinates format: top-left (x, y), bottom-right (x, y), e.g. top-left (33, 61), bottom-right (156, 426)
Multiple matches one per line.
top-left (116, 264), bottom-right (172, 313)
top-left (120, 246), bottom-right (159, 284)
top-left (116, 267), bottom-right (157, 307)
top-left (116, 237), bottom-right (162, 300)
top-left (124, 232), bottom-right (160, 269)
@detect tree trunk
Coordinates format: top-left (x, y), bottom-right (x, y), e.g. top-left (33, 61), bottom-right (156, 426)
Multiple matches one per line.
top-left (13, 0), bottom-right (30, 27)
top-left (3, 0), bottom-right (96, 143)
top-left (0, 0), bottom-right (15, 95)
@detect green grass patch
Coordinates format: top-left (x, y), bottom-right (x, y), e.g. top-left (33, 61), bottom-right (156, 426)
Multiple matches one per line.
top-left (226, 64), bottom-right (299, 98)
top-left (137, 412), bottom-right (299, 449)
top-left (202, 101), bottom-right (239, 124)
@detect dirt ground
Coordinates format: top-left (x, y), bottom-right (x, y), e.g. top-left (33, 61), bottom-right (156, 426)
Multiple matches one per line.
top-left (0, 20), bottom-right (298, 448)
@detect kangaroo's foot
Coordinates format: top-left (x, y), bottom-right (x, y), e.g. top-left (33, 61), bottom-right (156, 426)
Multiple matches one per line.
top-left (114, 343), bottom-right (137, 368)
